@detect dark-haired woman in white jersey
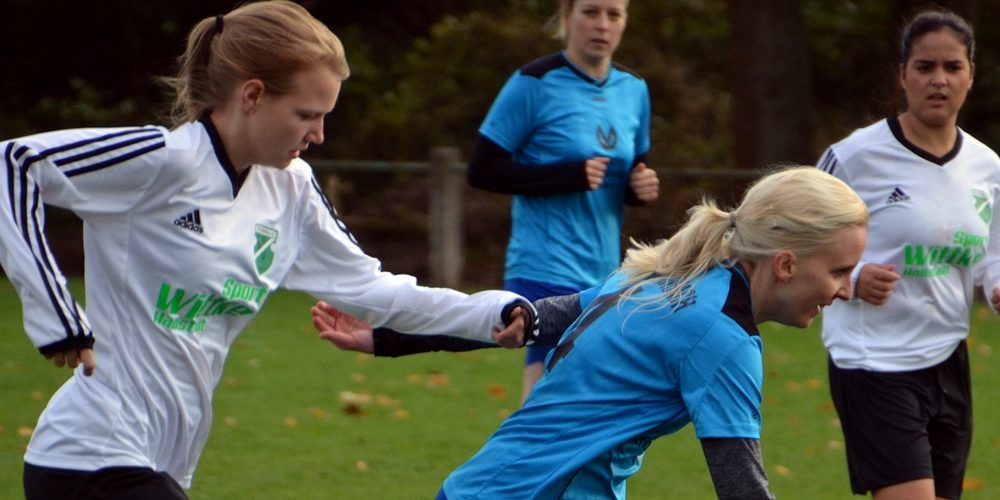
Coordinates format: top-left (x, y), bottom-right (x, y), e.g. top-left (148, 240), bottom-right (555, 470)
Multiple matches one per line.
top-left (817, 9), bottom-right (1000, 500)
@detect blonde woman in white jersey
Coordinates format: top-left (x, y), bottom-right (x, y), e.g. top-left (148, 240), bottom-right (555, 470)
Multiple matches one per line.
top-left (816, 9), bottom-right (1000, 500)
top-left (0, 2), bottom-right (534, 498)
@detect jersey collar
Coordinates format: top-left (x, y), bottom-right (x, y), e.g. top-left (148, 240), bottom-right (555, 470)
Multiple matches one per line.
top-left (559, 51), bottom-right (611, 88)
top-left (887, 115), bottom-right (962, 166)
top-left (199, 115), bottom-right (251, 197)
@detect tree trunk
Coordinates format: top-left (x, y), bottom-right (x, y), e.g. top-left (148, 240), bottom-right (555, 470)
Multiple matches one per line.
top-left (727, 1), bottom-right (814, 168)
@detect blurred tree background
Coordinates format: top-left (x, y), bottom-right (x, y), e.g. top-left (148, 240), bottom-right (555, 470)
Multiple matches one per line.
top-left (2, 0), bottom-right (998, 285)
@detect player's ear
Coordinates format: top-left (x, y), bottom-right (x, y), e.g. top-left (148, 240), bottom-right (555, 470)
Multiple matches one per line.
top-left (240, 79), bottom-right (266, 113)
top-left (772, 250), bottom-right (796, 283)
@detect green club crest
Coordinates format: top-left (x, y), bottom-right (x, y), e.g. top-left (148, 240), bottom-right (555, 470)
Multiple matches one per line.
top-left (254, 225), bottom-right (278, 275)
top-left (973, 189), bottom-right (993, 225)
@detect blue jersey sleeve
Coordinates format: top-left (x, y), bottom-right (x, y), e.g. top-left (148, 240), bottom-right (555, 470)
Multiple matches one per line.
top-left (682, 335), bottom-right (763, 439)
top-left (479, 72), bottom-right (537, 153)
top-left (577, 283), bottom-right (603, 310)
top-left (635, 82), bottom-right (651, 158)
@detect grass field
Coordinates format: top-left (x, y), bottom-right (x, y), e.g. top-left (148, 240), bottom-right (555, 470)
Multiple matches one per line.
top-left (1, 278), bottom-right (999, 499)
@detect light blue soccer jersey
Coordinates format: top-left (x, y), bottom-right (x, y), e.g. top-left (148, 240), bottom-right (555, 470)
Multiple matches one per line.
top-left (481, 51), bottom-right (651, 289)
top-left (441, 265), bottom-right (764, 499)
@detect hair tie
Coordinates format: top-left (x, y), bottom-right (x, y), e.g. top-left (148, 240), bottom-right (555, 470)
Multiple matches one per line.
top-left (729, 212), bottom-right (737, 229)
top-left (215, 15), bottom-right (224, 34)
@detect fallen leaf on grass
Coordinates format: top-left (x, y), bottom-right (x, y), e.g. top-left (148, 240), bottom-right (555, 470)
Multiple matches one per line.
top-left (784, 380), bottom-right (802, 393)
top-left (247, 358), bottom-right (262, 369)
top-left (975, 343), bottom-right (992, 357)
top-left (351, 372), bottom-right (367, 384)
top-left (342, 404), bottom-right (364, 416)
top-left (17, 426), bottom-right (33, 438)
top-left (772, 465), bottom-right (791, 477)
top-left (963, 477), bottom-right (985, 490)
top-left (355, 460), bottom-right (369, 472)
top-left (427, 372), bottom-right (450, 387)
top-left (339, 391), bottom-right (373, 405)
top-left (283, 416), bottom-right (298, 428)
top-left (783, 414), bottom-right (804, 428)
top-left (393, 409), bottom-right (410, 420)
top-left (975, 306), bottom-right (993, 321)
top-left (306, 407), bottom-right (331, 420)
top-left (223, 416), bottom-right (238, 427)
top-left (768, 351), bottom-right (791, 364)
top-left (30, 390), bottom-right (45, 401)
top-left (407, 374), bottom-right (423, 384)
top-left (375, 395), bottom-right (400, 408)
top-left (486, 383), bottom-right (508, 400)
top-left (805, 378), bottom-right (823, 390)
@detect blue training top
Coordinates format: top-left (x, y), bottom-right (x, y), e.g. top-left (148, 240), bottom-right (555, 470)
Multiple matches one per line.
top-left (481, 51), bottom-right (651, 289)
top-left (441, 265), bottom-right (763, 499)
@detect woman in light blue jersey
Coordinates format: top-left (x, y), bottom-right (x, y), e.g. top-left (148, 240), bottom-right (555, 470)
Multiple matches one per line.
top-left (466, 0), bottom-right (660, 401)
top-left (314, 166), bottom-right (869, 499)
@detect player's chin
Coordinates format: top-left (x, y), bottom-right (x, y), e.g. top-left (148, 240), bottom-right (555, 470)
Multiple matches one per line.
top-left (788, 310), bottom-right (817, 329)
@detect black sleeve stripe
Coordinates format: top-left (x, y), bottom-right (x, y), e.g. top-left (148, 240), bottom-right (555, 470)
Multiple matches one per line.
top-left (30, 128), bottom-right (157, 159)
top-left (4, 143), bottom-right (89, 340)
top-left (53, 132), bottom-right (162, 168)
top-left (28, 182), bottom-right (90, 338)
top-left (817, 148), bottom-right (838, 175)
top-left (5, 144), bottom-right (17, 223)
top-left (63, 141), bottom-right (165, 177)
top-left (309, 175), bottom-right (361, 248)
top-left (547, 288), bottom-right (628, 371)
top-left (17, 128), bottom-right (164, 178)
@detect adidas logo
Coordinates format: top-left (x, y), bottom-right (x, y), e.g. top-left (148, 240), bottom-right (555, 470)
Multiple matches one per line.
top-left (887, 187), bottom-right (910, 204)
top-left (173, 209), bottom-right (204, 233)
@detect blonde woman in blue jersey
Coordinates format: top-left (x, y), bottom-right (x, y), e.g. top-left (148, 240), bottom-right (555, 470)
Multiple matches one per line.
top-left (314, 166), bottom-right (869, 499)
top-left (466, 0), bottom-right (659, 401)
top-left (816, 10), bottom-right (1000, 500)
top-left (0, 2), bottom-right (535, 498)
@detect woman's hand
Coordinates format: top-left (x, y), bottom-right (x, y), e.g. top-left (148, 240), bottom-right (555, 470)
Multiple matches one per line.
top-left (585, 157), bottom-right (610, 190)
top-left (493, 306), bottom-right (529, 348)
top-left (311, 301), bottom-right (375, 353)
top-left (628, 163), bottom-right (659, 203)
top-left (46, 348), bottom-right (95, 376)
top-left (854, 263), bottom-right (900, 305)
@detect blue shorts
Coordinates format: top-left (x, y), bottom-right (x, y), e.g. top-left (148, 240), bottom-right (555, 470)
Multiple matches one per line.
top-left (504, 278), bottom-right (581, 366)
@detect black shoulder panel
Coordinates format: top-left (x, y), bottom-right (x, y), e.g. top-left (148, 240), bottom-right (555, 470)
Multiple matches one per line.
top-left (520, 52), bottom-right (569, 79)
top-left (722, 266), bottom-right (759, 336)
top-left (611, 61), bottom-right (643, 79)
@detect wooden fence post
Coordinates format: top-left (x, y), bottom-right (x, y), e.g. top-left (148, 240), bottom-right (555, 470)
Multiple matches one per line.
top-left (428, 147), bottom-right (465, 287)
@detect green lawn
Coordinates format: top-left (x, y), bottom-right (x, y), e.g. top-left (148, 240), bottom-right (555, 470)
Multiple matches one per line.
top-left (1, 279), bottom-right (998, 499)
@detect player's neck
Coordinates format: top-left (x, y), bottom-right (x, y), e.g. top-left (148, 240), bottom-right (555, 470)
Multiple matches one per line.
top-left (897, 112), bottom-right (958, 158)
top-left (563, 49), bottom-right (610, 80)
top-left (208, 109), bottom-right (252, 175)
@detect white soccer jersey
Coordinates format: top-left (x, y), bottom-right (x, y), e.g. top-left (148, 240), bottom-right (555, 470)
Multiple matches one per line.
top-left (0, 118), bottom-right (528, 487)
top-left (817, 117), bottom-right (1000, 371)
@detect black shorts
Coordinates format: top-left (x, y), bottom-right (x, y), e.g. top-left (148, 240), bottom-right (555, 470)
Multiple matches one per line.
top-left (828, 341), bottom-right (971, 500)
top-left (24, 462), bottom-right (188, 500)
